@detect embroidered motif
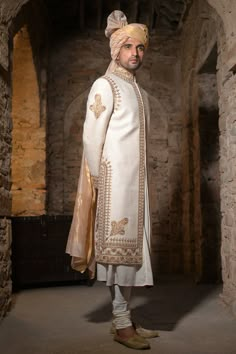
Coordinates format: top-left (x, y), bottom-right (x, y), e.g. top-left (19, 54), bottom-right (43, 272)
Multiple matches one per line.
top-left (110, 218), bottom-right (128, 237)
top-left (89, 93), bottom-right (106, 119)
top-left (96, 159), bottom-right (112, 249)
top-left (103, 76), bottom-right (121, 111)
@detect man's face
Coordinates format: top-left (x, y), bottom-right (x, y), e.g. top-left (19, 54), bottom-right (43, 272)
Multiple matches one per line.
top-left (117, 37), bottom-right (145, 73)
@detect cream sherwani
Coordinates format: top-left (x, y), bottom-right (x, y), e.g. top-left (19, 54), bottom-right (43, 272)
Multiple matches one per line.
top-left (83, 65), bottom-right (153, 286)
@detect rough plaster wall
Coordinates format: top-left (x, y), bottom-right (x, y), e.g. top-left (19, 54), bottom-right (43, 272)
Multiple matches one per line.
top-left (216, 25), bottom-right (236, 315)
top-left (47, 33), bottom-right (182, 275)
top-left (181, 0), bottom-right (236, 313)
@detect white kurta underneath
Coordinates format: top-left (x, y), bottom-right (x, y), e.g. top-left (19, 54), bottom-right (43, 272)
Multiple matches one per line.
top-left (96, 175), bottom-right (153, 287)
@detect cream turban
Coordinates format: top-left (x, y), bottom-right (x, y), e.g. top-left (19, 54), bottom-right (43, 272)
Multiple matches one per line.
top-left (105, 10), bottom-right (149, 74)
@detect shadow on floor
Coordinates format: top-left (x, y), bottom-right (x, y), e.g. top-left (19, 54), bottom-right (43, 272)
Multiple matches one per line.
top-left (84, 275), bottom-right (222, 331)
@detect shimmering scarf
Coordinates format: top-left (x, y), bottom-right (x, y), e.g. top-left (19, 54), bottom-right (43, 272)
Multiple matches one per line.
top-left (66, 153), bottom-right (96, 279)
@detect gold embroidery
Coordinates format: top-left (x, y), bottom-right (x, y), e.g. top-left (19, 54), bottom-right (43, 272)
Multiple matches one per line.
top-left (96, 159), bottom-right (112, 254)
top-left (132, 81), bottom-right (146, 259)
top-left (89, 93), bottom-right (106, 119)
top-left (110, 218), bottom-right (128, 237)
top-left (113, 65), bottom-right (135, 82)
top-left (103, 76), bottom-right (121, 111)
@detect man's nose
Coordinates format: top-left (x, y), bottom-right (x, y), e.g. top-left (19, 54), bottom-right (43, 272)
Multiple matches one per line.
top-left (131, 47), bottom-right (138, 56)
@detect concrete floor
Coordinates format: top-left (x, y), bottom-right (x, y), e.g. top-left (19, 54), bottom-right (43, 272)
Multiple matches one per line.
top-left (1, 276), bottom-right (236, 354)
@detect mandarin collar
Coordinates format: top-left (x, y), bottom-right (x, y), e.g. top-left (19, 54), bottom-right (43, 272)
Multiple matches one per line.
top-left (113, 65), bottom-right (136, 83)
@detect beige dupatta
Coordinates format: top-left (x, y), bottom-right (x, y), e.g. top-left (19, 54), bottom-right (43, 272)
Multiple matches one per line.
top-left (66, 153), bottom-right (96, 279)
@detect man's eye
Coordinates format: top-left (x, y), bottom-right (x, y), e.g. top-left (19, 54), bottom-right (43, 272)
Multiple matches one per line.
top-left (124, 44), bottom-right (131, 49)
top-left (138, 46), bottom-right (144, 51)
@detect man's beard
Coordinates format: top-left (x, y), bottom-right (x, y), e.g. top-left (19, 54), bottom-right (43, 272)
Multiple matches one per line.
top-left (121, 59), bottom-right (142, 72)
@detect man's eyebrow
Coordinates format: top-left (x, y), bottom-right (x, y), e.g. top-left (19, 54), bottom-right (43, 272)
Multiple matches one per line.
top-left (137, 44), bottom-right (145, 49)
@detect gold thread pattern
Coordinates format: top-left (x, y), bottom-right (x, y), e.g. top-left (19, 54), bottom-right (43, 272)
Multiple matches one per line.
top-left (131, 81), bottom-right (146, 259)
top-left (103, 76), bottom-right (121, 111)
top-left (96, 159), bottom-right (112, 256)
top-left (89, 93), bottom-right (106, 119)
top-left (113, 66), bottom-right (135, 82)
top-left (110, 218), bottom-right (128, 237)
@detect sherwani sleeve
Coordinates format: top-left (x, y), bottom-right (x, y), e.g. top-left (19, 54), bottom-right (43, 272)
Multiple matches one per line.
top-left (83, 78), bottom-right (114, 185)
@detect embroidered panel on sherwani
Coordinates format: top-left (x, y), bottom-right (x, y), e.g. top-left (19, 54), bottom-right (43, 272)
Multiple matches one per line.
top-left (83, 66), bottom-right (150, 265)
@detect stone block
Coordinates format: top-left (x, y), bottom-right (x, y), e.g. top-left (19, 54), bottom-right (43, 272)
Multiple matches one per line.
top-left (12, 189), bottom-right (46, 216)
top-left (0, 26), bottom-right (8, 71)
top-left (221, 254), bottom-right (230, 283)
top-left (0, 173), bottom-right (11, 190)
top-left (231, 258), bottom-right (236, 286)
top-left (231, 230), bottom-right (236, 252)
top-left (0, 191), bottom-right (11, 215)
top-left (0, 217), bottom-right (11, 318)
top-left (168, 131), bottom-right (181, 150)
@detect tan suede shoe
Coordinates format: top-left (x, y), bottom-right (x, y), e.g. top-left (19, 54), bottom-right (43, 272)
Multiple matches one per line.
top-left (114, 333), bottom-right (151, 350)
top-left (134, 323), bottom-right (160, 339)
top-left (111, 323), bottom-right (159, 339)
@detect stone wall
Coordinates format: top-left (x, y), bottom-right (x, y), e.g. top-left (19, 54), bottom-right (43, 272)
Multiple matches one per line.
top-left (47, 32), bottom-right (183, 275)
top-left (0, 26), bottom-right (12, 319)
top-left (217, 28), bottom-right (236, 315)
top-left (0, 74), bottom-right (11, 217)
top-left (181, 0), bottom-right (236, 312)
top-left (0, 219), bottom-right (12, 318)
top-left (0, 0), bottom-right (48, 318)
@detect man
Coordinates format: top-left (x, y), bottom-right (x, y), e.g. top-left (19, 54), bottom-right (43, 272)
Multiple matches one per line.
top-left (66, 10), bottom-right (158, 350)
